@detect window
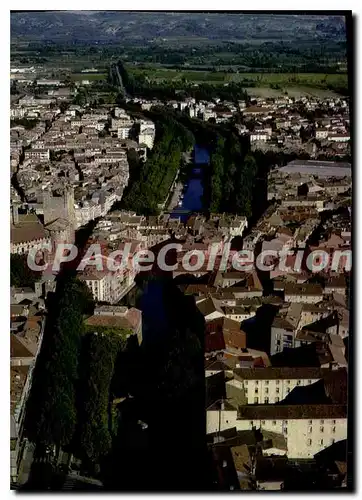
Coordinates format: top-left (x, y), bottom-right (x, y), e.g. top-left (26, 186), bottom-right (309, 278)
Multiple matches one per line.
top-left (297, 380), bottom-right (301, 386)
top-left (244, 380), bottom-right (248, 386)
top-left (332, 427), bottom-right (336, 434)
top-left (250, 421), bottom-right (253, 427)
top-left (255, 381), bottom-right (259, 385)
top-left (284, 428), bottom-right (288, 435)
top-left (264, 398), bottom-right (269, 404)
top-left (307, 439), bottom-right (312, 446)
top-left (320, 439), bottom-right (324, 446)
top-left (265, 388), bottom-right (269, 394)
top-left (265, 381), bottom-right (269, 385)
top-left (332, 420), bottom-right (336, 425)
top-left (283, 420), bottom-right (288, 426)
top-left (254, 397), bottom-right (259, 404)
top-left (276, 380), bottom-right (280, 385)
top-left (276, 388), bottom-right (280, 394)
top-left (245, 390), bottom-right (248, 395)
top-left (286, 388), bottom-right (290, 394)
top-left (320, 427), bottom-right (324, 433)
top-left (309, 420), bottom-right (313, 425)
top-left (308, 380), bottom-right (312, 385)
top-left (272, 421), bottom-right (276, 426)
top-left (287, 380), bottom-right (291, 385)
top-left (276, 397), bottom-right (280, 402)
top-left (308, 427), bottom-right (312, 434)
top-left (262, 420), bottom-right (266, 425)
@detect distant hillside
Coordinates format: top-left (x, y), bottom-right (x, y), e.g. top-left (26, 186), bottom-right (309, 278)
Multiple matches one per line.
top-left (11, 11), bottom-right (347, 45)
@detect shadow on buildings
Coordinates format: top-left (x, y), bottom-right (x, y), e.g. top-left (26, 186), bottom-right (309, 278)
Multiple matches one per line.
top-left (101, 240), bottom-right (212, 491)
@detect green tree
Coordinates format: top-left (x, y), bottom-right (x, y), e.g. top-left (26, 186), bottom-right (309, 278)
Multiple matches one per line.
top-left (75, 332), bottom-right (125, 472)
top-left (24, 278), bottom-right (90, 448)
top-left (120, 114), bottom-right (194, 214)
top-left (11, 254), bottom-right (40, 287)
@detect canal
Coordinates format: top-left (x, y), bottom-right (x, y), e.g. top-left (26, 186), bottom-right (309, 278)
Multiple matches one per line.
top-left (137, 145), bottom-right (210, 337)
top-left (170, 145), bottom-right (210, 219)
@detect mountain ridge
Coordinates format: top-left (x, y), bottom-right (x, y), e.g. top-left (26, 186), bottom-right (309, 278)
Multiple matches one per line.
top-left (11, 12), bottom-right (347, 44)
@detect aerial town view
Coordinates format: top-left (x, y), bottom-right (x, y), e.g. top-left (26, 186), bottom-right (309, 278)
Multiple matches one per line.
top-left (10, 11), bottom-right (352, 491)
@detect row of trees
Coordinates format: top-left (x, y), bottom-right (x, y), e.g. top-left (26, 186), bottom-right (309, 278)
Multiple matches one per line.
top-left (116, 97), bottom-right (274, 223)
top-left (73, 331), bottom-right (126, 474)
top-left (24, 276), bottom-right (131, 475)
top-left (120, 113), bottom-right (194, 214)
top-left (126, 105), bottom-right (265, 220)
top-left (208, 132), bottom-right (258, 217)
top-left (25, 278), bottom-right (91, 448)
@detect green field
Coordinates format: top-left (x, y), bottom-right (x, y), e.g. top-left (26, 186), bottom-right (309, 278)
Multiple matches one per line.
top-left (129, 67), bottom-right (226, 84)
top-left (229, 72), bottom-right (347, 86)
top-left (70, 73), bottom-right (107, 81)
top-left (244, 86), bottom-right (341, 99)
top-left (128, 65), bottom-right (348, 94)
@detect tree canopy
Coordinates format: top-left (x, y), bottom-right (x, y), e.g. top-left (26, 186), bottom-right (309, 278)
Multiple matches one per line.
top-left (207, 132), bottom-right (258, 217)
top-left (11, 254), bottom-right (40, 288)
top-left (24, 278), bottom-right (92, 447)
top-left (119, 112), bottom-right (194, 214)
top-left (74, 331), bottom-right (125, 473)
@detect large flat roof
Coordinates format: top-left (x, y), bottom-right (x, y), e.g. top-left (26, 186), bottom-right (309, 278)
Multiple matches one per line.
top-left (277, 160), bottom-right (351, 178)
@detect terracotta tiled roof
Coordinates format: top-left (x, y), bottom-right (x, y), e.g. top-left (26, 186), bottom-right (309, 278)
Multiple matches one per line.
top-left (10, 333), bottom-right (36, 358)
top-left (85, 314), bottom-right (136, 332)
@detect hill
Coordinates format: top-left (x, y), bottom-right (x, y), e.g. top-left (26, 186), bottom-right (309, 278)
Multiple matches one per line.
top-left (11, 12), bottom-right (347, 45)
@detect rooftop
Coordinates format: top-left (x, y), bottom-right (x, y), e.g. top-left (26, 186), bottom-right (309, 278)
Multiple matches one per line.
top-left (85, 308), bottom-right (141, 332)
top-left (277, 160), bottom-right (351, 178)
top-left (284, 283), bottom-right (323, 296)
top-left (237, 404), bottom-right (347, 420)
top-left (11, 214), bottom-right (46, 245)
top-left (233, 367), bottom-right (328, 381)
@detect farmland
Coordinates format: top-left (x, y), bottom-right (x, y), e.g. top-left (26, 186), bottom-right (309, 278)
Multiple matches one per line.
top-left (244, 86), bottom-right (342, 99)
top-left (128, 66), bottom-right (226, 84)
top-left (127, 65), bottom-right (348, 96)
top-left (70, 72), bottom-right (107, 81)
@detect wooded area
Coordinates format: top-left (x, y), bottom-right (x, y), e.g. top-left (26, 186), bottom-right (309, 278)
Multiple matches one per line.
top-left (119, 111), bottom-right (194, 214)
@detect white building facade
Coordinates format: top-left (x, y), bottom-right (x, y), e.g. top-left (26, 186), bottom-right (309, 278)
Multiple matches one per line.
top-left (207, 405), bottom-right (347, 459)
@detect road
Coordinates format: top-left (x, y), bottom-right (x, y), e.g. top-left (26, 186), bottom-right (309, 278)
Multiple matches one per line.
top-left (167, 181), bottom-right (184, 211)
top-left (110, 62), bottom-right (127, 98)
